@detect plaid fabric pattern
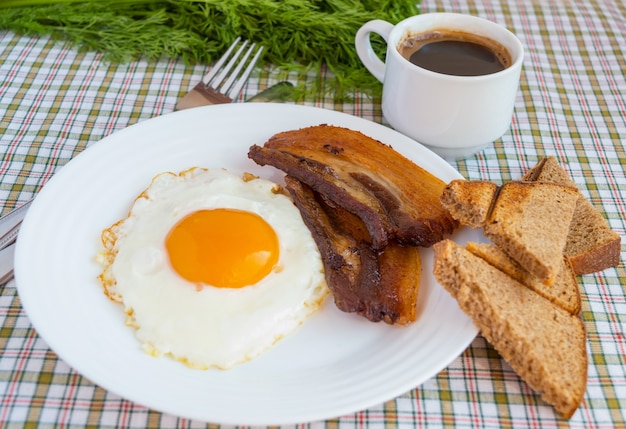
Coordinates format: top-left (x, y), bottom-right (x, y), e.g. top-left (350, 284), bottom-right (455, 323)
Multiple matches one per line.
top-left (1, 0), bottom-right (624, 427)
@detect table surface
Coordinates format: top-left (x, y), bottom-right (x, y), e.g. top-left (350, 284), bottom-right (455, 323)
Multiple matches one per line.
top-left (1, 0), bottom-right (624, 427)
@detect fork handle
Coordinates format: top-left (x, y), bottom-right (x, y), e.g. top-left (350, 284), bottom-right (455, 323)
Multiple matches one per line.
top-left (175, 82), bottom-right (233, 111)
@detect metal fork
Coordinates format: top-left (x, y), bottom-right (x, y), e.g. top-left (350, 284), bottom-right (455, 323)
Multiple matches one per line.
top-left (175, 37), bottom-right (264, 111)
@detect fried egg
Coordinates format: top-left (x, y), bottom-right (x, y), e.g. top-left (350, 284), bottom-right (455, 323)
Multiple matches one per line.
top-left (97, 167), bottom-right (328, 369)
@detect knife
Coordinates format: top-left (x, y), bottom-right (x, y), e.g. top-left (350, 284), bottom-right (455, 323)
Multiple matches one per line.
top-left (0, 200), bottom-right (32, 284)
top-left (0, 199), bottom-right (32, 250)
top-left (0, 243), bottom-right (15, 284)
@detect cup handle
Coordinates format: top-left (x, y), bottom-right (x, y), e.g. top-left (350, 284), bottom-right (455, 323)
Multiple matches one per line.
top-left (355, 20), bottom-right (394, 83)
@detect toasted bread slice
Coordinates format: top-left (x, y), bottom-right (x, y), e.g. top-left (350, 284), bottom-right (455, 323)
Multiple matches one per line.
top-left (440, 180), bottom-right (498, 228)
top-left (466, 242), bottom-right (581, 315)
top-left (484, 181), bottom-right (579, 285)
top-left (433, 239), bottom-right (587, 419)
top-left (522, 156), bottom-right (621, 275)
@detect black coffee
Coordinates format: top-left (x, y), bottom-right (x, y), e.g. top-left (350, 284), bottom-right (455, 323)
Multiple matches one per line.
top-left (398, 29), bottom-right (511, 76)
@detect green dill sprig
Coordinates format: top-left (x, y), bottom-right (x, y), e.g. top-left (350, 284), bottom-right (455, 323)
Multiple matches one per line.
top-left (0, 0), bottom-right (421, 99)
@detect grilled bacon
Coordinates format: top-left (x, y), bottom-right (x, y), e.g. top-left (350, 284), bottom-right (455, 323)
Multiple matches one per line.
top-left (248, 124), bottom-right (457, 250)
top-left (284, 177), bottom-right (420, 325)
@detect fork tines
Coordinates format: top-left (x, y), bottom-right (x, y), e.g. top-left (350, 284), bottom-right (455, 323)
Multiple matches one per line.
top-left (204, 37), bottom-right (264, 99)
top-left (175, 37), bottom-right (264, 110)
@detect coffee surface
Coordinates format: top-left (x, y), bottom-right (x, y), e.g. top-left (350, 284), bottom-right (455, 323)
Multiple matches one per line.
top-left (398, 29), bottom-right (511, 76)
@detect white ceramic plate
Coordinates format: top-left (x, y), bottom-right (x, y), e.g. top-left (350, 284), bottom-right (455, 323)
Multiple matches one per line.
top-left (15, 104), bottom-right (480, 425)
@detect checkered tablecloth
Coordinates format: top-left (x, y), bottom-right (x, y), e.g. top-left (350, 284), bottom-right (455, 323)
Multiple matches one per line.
top-left (1, 0), bottom-right (624, 427)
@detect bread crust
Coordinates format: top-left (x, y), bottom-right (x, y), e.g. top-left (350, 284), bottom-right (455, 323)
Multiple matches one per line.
top-left (567, 237), bottom-right (621, 275)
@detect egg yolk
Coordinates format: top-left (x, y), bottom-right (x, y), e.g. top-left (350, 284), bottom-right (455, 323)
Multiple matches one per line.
top-left (165, 209), bottom-right (279, 288)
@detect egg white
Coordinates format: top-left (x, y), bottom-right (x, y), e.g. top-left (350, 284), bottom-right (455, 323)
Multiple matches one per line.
top-left (98, 167), bottom-right (328, 369)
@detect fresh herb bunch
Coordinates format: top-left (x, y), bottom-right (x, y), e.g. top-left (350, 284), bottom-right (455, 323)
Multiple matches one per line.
top-left (0, 0), bottom-right (421, 99)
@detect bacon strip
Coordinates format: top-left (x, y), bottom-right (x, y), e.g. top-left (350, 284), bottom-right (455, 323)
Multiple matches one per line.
top-left (248, 124), bottom-right (457, 250)
top-left (284, 176), bottom-right (420, 324)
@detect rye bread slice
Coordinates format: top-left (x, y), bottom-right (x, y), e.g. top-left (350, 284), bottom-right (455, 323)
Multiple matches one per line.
top-left (522, 156), bottom-right (621, 275)
top-left (433, 239), bottom-right (588, 419)
top-left (484, 181), bottom-right (579, 285)
top-left (466, 242), bottom-right (581, 315)
top-left (440, 180), bottom-right (498, 228)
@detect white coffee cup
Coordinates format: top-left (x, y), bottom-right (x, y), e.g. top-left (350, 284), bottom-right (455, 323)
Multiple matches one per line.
top-left (355, 13), bottom-right (524, 159)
